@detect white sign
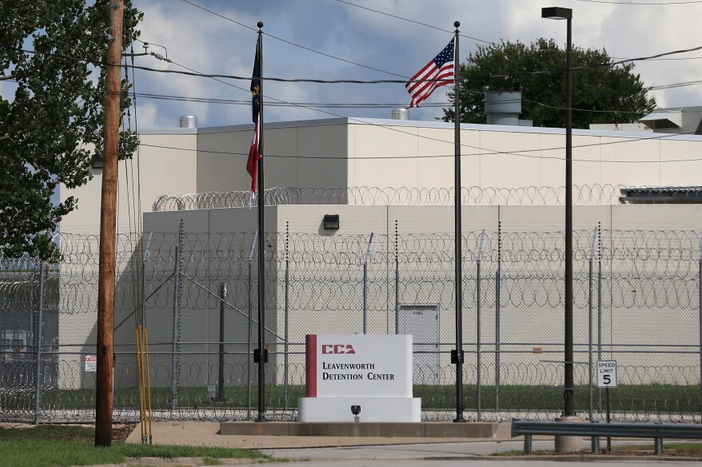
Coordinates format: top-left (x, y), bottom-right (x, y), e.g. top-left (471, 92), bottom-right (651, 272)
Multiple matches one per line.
top-left (84, 355), bottom-right (97, 372)
top-left (306, 334), bottom-right (413, 398)
top-left (597, 360), bottom-right (617, 388)
top-left (300, 334), bottom-right (421, 423)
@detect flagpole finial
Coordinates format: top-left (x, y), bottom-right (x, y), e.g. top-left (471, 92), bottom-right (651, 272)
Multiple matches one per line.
top-left (454, 21), bottom-right (460, 29)
top-left (257, 21), bottom-right (263, 29)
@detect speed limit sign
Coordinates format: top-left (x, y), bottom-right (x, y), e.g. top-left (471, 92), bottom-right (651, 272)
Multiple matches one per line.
top-left (597, 360), bottom-right (618, 388)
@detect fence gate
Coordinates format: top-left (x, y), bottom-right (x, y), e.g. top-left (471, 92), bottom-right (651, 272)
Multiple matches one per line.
top-left (398, 304), bottom-right (440, 385)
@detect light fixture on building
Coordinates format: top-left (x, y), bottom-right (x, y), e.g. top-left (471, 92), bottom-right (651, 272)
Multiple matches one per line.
top-left (323, 214), bottom-right (340, 230)
top-left (92, 155), bottom-right (104, 169)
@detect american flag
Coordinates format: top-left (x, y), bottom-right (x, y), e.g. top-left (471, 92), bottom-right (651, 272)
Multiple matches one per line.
top-left (405, 38), bottom-right (455, 108)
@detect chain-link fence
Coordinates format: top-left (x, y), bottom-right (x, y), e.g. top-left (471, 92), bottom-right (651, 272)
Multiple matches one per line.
top-left (1, 226), bottom-right (701, 424)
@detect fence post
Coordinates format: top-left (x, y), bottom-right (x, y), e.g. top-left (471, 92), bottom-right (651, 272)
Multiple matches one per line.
top-left (588, 226), bottom-right (597, 422)
top-left (495, 222), bottom-right (501, 412)
top-left (170, 221), bottom-right (183, 411)
top-left (141, 232), bottom-right (153, 331)
top-left (395, 221), bottom-right (399, 335)
top-left (363, 233), bottom-right (374, 334)
top-left (218, 283), bottom-right (227, 401)
top-left (170, 243), bottom-right (181, 410)
top-left (284, 225), bottom-right (290, 409)
top-left (698, 231), bottom-right (702, 420)
top-left (597, 223), bottom-right (603, 416)
top-left (247, 231), bottom-right (258, 421)
top-left (477, 229), bottom-right (485, 421)
top-left (33, 261), bottom-right (45, 425)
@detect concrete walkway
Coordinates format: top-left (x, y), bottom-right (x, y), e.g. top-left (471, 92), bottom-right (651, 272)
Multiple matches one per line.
top-left (119, 421), bottom-right (702, 467)
top-left (126, 420), bottom-right (512, 449)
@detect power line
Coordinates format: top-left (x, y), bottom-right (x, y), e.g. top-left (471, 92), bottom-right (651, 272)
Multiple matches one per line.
top-left (129, 89), bottom-right (652, 115)
top-left (7, 44), bottom-right (699, 140)
top-left (612, 55), bottom-right (702, 62)
top-left (6, 46), bottom-right (697, 158)
top-left (178, 0), bottom-right (408, 78)
top-left (71, 44), bottom-right (698, 153)
top-left (131, 91), bottom-right (449, 108)
top-left (3, 65), bottom-right (688, 115)
top-left (9, 44), bottom-right (702, 87)
top-left (331, 0), bottom-right (492, 44)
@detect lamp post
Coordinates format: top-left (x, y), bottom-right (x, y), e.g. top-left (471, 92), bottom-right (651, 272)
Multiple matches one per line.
top-left (542, 6), bottom-right (574, 418)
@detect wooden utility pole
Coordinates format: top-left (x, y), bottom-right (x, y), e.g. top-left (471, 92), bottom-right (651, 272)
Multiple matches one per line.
top-left (95, 0), bottom-right (124, 447)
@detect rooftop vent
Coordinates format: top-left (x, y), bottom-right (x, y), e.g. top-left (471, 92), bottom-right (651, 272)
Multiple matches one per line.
top-left (484, 90), bottom-right (532, 127)
top-left (639, 107), bottom-right (702, 135)
top-left (179, 115), bottom-right (197, 128)
top-left (392, 108), bottom-right (410, 120)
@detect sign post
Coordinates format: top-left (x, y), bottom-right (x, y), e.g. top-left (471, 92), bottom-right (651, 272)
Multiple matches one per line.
top-left (597, 360), bottom-right (617, 452)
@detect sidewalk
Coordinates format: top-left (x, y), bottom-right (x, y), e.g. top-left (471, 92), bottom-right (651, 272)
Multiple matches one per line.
top-left (125, 420), bottom-right (514, 449)
top-left (119, 422), bottom-right (702, 466)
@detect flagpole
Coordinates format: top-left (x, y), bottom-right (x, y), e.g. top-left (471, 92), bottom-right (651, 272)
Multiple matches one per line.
top-left (452, 20), bottom-right (465, 423)
top-left (255, 21), bottom-right (267, 422)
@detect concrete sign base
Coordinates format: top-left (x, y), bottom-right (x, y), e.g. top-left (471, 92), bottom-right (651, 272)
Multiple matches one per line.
top-left (298, 396), bottom-right (421, 423)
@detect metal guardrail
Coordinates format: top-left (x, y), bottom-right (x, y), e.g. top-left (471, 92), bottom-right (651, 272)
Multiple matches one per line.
top-left (511, 419), bottom-right (702, 455)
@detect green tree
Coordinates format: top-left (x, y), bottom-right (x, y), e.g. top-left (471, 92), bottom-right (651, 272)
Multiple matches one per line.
top-left (0, 0), bottom-right (142, 260)
top-left (443, 38), bottom-right (656, 128)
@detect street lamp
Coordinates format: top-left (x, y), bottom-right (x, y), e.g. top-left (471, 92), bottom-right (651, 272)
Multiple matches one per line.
top-left (542, 6), bottom-right (574, 418)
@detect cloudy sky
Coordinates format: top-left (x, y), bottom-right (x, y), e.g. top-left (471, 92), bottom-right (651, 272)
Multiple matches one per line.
top-left (129, 0), bottom-right (702, 129)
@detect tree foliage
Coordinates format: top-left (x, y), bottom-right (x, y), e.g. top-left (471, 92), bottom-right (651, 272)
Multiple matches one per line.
top-left (0, 0), bottom-right (142, 261)
top-left (443, 38), bottom-right (656, 128)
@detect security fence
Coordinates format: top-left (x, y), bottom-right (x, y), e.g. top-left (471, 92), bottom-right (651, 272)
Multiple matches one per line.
top-left (1, 227), bottom-right (701, 424)
top-left (152, 184), bottom-right (625, 211)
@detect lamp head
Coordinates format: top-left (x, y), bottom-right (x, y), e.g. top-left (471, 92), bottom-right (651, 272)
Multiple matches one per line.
top-left (541, 6), bottom-right (572, 20)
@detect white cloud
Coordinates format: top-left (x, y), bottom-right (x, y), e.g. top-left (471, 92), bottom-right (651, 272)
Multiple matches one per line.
top-left (130, 0), bottom-right (702, 129)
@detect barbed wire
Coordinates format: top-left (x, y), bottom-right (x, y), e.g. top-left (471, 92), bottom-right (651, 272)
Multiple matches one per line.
top-left (152, 184), bottom-right (629, 211)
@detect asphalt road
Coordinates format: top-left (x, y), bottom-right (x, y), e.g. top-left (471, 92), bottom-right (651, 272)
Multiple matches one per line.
top-left (259, 439), bottom-right (702, 466)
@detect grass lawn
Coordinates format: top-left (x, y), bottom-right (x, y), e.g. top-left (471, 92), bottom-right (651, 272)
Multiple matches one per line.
top-left (0, 424), bottom-right (270, 467)
top-left (494, 442), bottom-right (702, 457)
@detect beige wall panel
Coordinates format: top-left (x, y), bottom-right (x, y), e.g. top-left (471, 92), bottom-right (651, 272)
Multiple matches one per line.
top-left (477, 129), bottom-right (543, 188)
top-left (262, 127), bottom-right (300, 189)
top-left (351, 124), bottom-right (420, 187)
top-left (538, 133), bottom-right (566, 190)
top-left (279, 205), bottom-right (388, 236)
top-left (499, 205), bottom-right (611, 233)
top-left (659, 139), bottom-right (702, 185)
top-left (294, 124), bottom-right (348, 189)
top-left (415, 127), bottom-right (459, 189)
top-left (612, 204), bottom-right (702, 230)
top-left (347, 124), bottom-right (358, 187)
top-left (572, 134), bottom-right (603, 187)
top-left (197, 123), bottom-right (349, 193)
top-left (60, 132), bottom-right (198, 235)
top-left (143, 209), bottom-right (210, 234)
top-left (599, 136), bottom-right (660, 186)
top-left (208, 206), bottom-right (263, 234)
top-left (499, 205), bottom-right (565, 232)
top-left (196, 128), bottom-right (251, 193)
top-left (387, 205), bottom-right (499, 234)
